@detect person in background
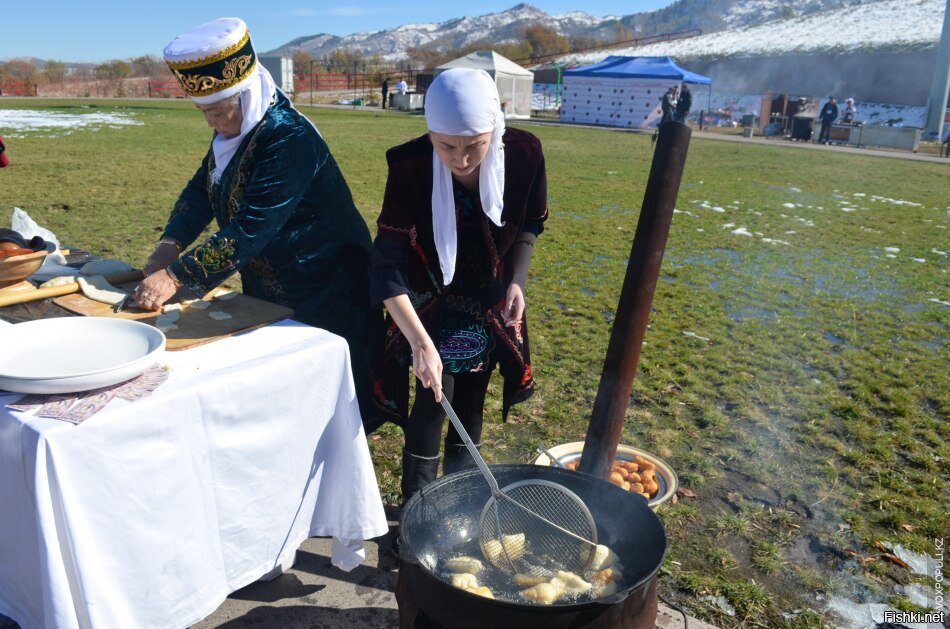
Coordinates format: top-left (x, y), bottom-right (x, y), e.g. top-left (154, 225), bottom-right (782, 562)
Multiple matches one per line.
top-left (660, 86), bottom-right (677, 125)
top-left (943, 129), bottom-right (950, 158)
top-left (395, 79), bottom-right (408, 94)
top-left (817, 96), bottom-right (839, 144)
top-left (138, 17), bottom-right (378, 420)
top-left (369, 68), bottom-right (548, 500)
top-left (841, 98), bottom-right (857, 125)
top-left (381, 77), bottom-right (390, 109)
top-left (674, 83), bottom-right (692, 123)
top-left (0, 135), bottom-right (9, 168)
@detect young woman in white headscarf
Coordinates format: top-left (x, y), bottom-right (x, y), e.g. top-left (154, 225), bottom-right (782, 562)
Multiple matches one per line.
top-left (369, 68), bottom-right (549, 499)
top-left (135, 17), bottom-right (378, 419)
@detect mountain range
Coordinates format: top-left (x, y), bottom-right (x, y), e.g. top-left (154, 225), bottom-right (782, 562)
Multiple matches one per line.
top-left (264, 0), bottom-right (884, 61)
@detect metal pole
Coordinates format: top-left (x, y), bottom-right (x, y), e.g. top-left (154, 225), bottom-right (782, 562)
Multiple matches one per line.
top-left (578, 121), bottom-right (692, 481)
top-left (924, 0), bottom-right (950, 139)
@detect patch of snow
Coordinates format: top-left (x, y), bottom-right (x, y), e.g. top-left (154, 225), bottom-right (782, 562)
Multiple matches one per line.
top-left (928, 298), bottom-right (950, 306)
top-left (701, 595), bottom-right (734, 616)
top-left (910, 257), bottom-right (926, 263)
top-left (932, 249), bottom-right (947, 256)
top-left (782, 202), bottom-right (796, 209)
top-left (762, 238), bottom-right (791, 245)
top-left (870, 195), bottom-right (923, 207)
top-left (732, 227), bottom-right (753, 237)
top-left (0, 109), bottom-right (142, 138)
top-left (899, 583), bottom-right (941, 610)
top-left (824, 597), bottom-right (886, 629)
top-left (885, 254), bottom-right (897, 258)
top-left (884, 247), bottom-right (901, 252)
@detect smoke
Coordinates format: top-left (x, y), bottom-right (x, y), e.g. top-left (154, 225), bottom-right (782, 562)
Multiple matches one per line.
top-left (678, 50), bottom-right (937, 106)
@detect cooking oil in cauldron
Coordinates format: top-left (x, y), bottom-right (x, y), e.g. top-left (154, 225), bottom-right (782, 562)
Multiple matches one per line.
top-left (435, 539), bottom-right (622, 605)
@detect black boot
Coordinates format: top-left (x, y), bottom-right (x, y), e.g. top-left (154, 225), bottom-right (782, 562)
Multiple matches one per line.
top-left (443, 441), bottom-right (480, 476)
top-left (401, 449), bottom-right (441, 503)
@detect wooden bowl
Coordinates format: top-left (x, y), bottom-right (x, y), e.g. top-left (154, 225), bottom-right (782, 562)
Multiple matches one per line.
top-left (0, 243), bottom-right (54, 289)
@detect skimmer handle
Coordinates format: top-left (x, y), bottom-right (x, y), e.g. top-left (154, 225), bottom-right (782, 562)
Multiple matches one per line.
top-left (439, 396), bottom-right (501, 495)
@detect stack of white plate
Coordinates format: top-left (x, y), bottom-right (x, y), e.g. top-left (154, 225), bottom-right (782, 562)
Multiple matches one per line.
top-left (0, 317), bottom-right (165, 394)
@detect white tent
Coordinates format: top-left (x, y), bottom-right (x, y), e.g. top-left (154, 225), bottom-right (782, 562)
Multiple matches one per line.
top-left (435, 51), bottom-right (534, 119)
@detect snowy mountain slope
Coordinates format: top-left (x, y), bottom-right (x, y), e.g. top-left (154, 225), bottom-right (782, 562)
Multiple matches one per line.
top-left (265, 3), bottom-right (609, 60)
top-left (616, 0), bottom-right (870, 36)
top-left (565, 0), bottom-right (943, 63)
top-left (266, 0), bottom-right (943, 64)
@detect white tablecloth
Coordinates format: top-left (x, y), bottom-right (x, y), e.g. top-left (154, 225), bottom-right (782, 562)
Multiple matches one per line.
top-left (0, 320), bottom-right (389, 629)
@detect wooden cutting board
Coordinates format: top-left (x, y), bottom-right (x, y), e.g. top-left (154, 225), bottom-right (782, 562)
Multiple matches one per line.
top-left (53, 286), bottom-right (293, 351)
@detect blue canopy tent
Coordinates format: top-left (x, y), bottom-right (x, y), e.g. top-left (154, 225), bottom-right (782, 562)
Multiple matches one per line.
top-left (560, 56), bottom-right (712, 128)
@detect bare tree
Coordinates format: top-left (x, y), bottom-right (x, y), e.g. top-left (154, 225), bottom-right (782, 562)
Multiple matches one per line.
top-left (95, 60), bottom-right (132, 79)
top-left (130, 55), bottom-right (167, 78)
top-left (4, 59), bottom-right (39, 83)
top-left (43, 60), bottom-right (68, 81)
top-left (523, 24), bottom-right (570, 59)
top-left (292, 50), bottom-right (316, 73)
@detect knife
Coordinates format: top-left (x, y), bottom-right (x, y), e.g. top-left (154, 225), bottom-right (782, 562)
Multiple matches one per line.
top-left (112, 293), bottom-right (133, 313)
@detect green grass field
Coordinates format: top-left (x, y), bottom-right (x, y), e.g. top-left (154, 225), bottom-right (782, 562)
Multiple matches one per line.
top-left (1, 99), bottom-right (947, 627)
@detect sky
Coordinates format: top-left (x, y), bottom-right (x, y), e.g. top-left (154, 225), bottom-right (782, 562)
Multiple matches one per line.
top-left (0, 1), bottom-right (673, 63)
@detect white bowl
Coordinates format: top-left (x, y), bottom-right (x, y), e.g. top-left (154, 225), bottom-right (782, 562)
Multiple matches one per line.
top-left (533, 441), bottom-right (679, 509)
top-left (0, 317), bottom-right (165, 393)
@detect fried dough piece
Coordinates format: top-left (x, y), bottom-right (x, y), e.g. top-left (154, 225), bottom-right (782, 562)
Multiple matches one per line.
top-left (483, 533), bottom-right (526, 563)
top-left (445, 556), bottom-right (484, 574)
top-left (520, 582), bottom-right (566, 605)
top-left (594, 580), bottom-right (619, 598)
top-left (466, 586), bottom-right (494, 599)
top-left (451, 573), bottom-right (479, 589)
top-left (580, 544), bottom-right (619, 571)
top-left (552, 571), bottom-right (592, 594)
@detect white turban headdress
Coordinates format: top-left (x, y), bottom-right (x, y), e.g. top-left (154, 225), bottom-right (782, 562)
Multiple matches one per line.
top-left (164, 17), bottom-right (278, 181)
top-left (424, 68), bottom-right (505, 285)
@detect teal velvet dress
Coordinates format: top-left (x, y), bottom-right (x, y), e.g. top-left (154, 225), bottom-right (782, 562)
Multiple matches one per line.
top-left (162, 92), bottom-right (377, 416)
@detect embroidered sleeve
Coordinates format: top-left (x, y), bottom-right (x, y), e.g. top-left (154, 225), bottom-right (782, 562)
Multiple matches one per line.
top-left (163, 153), bottom-right (214, 249)
top-left (170, 125), bottom-right (318, 296)
top-left (524, 146), bottom-right (549, 236)
top-left (369, 163), bottom-right (416, 305)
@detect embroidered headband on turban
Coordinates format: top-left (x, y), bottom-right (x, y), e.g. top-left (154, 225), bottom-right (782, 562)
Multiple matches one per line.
top-left (164, 17), bottom-right (278, 181)
top-left (424, 68), bottom-right (505, 285)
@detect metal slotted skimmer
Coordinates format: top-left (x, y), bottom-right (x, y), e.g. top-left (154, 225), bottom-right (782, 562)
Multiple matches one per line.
top-left (439, 398), bottom-right (598, 577)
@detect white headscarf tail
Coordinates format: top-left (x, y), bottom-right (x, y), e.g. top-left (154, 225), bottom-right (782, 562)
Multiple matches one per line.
top-left (210, 64), bottom-right (277, 181)
top-left (425, 68), bottom-right (505, 285)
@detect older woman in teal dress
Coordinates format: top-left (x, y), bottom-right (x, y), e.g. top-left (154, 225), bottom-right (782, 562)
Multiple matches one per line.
top-left (135, 17), bottom-right (377, 416)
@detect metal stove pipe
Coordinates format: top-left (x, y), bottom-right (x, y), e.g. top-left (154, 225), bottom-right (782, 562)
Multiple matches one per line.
top-left (579, 120), bottom-right (692, 481)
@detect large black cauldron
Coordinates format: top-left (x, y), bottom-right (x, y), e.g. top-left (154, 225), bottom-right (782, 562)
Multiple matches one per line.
top-left (396, 464), bottom-right (666, 628)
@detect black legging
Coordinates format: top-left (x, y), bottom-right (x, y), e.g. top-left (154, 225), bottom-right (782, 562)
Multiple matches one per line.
top-left (404, 371), bottom-right (492, 458)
